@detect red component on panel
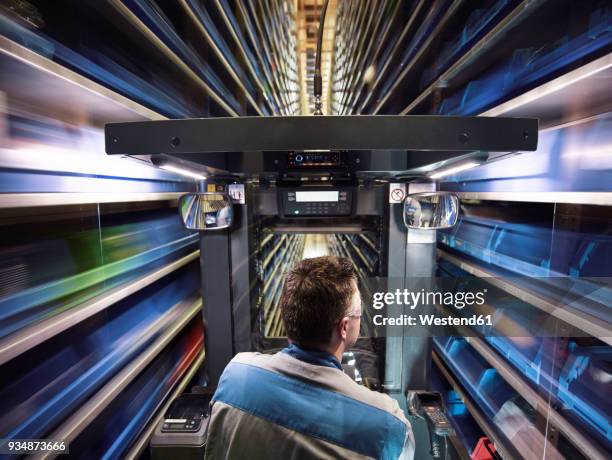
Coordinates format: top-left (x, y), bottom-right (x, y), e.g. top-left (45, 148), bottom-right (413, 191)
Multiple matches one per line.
top-left (471, 437), bottom-right (497, 460)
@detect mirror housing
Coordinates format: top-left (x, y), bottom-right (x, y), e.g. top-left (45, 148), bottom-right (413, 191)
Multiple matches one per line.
top-left (403, 192), bottom-right (459, 230)
top-left (179, 193), bottom-right (234, 230)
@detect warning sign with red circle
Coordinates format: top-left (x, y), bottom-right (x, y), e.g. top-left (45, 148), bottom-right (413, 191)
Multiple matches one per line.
top-left (389, 183), bottom-right (406, 203)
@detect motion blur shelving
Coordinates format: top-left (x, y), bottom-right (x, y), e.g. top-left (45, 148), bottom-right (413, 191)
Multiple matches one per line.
top-left (480, 53), bottom-right (612, 128)
top-left (431, 350), bottom-right (518, 460)
top-left (222, 0), bottom-right (284, 113)
top-left (37, 296), bottom-right (203, 460)
top-left (177, 0), bottom-right (266, 116)
top-left (0, 191), bottom-right (185, 208)
top-left (397, 0), bottom-right (547, 115)
top-left (437, 249), bottom-right (612, 345)
top-left (334, 0), bottom-right (381, 112)
top-left (333, 0), bottom-right (374, 113)
top-left (1, 3), bottom-right (190, 204)
top-left (107, 0), bottom-right (240, 117)
top-left (125, 347), bottom-right (206, 459)
top-left (253, 0), bottom-right (297, 111)
top-left (1, 0), bottom-right (298, 119)
top-left (0, 6), bottom-right (206, 444)
top-left (339, 1), bottom-right (390, 110)
top-left (0, 250), bottom-right (200, 366)
top-left (0, 36), bottom-right (165, 126)
top-left (351, 0), bottom-right (425, 115)
top-left (257, 0), bottom-right (299, 114)
top-left (454, 190), bottom-right (612, 206)
top-left (464, 336), bottom-right (609, 460)
top-left (232, 0), bottom-right (299, 115)
top-left (402, 2), bottom-right (610, 118)
top-left (230, 0), bottom-right (283, 114)
top-left (370, 0), bottom-right (469, 115)
top-left (433, 299), bottom-right (610, 460)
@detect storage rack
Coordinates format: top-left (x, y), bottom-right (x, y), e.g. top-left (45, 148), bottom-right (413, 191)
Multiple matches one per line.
top-left (327, 232), bottom-right (382, 331)
top-left (332, 1), bottom-right (612, 458)
top-left (256, 233), bottom-right (306, 338)
top-left (0, 0), bottom-right (299, 120)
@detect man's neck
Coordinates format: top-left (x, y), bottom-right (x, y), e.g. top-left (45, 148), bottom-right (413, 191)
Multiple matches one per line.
top-left (320, 344), bottom-right (344, 364)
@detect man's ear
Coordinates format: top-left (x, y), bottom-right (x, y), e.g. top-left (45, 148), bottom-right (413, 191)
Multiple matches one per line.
top-left (338, 317), bottom-right (350, 341)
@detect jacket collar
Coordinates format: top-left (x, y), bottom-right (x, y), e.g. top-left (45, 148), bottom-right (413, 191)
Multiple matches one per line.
top-left (281, 343), bottom-right (342, 371)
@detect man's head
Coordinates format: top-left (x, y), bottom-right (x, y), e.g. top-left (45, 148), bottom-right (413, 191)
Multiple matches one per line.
top-left (279, 256), bottom-right (361, 354)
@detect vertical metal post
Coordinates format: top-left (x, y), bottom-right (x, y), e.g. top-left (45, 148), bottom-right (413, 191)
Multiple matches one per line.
top-left (199, 231), bottom-right (234, 386)
top-left (385, 182), bottom-right (437, 460)
top-left (384, 193), bottom-right (408, 401)
top-left (385, 183), bottom-right (436, 403)
top-left (229, 190), bottom-right (253, 353)
top-left (196, 181), bottom-right (252, 385)
top-left (402, 182), bottom-right (436, 392)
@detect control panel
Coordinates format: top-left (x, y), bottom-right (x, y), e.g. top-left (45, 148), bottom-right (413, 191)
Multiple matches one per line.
top-left (422, 405), bottom-right (454, 437)
top-left (161, 417), bottom-right (205, 433)
top-left (288, 151), bottom-right (343, 169)
top-left (151, 393), bottom-right (211, 460)
top-left (159, 394), bottom-right (210, 433)
top-left (280, 188), bottom-right (354, 217)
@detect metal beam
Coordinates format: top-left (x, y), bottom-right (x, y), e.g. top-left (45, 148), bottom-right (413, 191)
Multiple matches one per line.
top-left (106, 115), bottom-right (538, 155)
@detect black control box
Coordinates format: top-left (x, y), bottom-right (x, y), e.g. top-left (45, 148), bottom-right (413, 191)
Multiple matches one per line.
top-left (150, 393), bottom-right (211, 460)
top-left (280, 187), bottom-right (354, 217)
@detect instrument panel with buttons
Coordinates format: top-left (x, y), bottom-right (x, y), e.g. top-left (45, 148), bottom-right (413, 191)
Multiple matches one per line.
top-left (281, 188), bottom-right (354, 217)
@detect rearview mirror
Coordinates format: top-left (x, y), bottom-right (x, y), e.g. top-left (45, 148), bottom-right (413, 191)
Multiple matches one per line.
top-left (179, 193), bottom-right (233, 230)
top-left (403, 192), bottom-right (459, 230)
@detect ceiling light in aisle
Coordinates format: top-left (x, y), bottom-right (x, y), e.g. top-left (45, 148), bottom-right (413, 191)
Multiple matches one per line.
top-left (159, 164), bottom-right (207, 180)
top-left (429, 161), bottom-right (482, 179)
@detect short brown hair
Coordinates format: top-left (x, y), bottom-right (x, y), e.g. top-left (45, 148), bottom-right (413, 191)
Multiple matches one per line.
top-left (280, 255), bottom-right (357, 346)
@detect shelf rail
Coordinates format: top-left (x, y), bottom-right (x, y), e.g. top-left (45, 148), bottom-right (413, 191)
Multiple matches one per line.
top-left (0, 192), bottom-right (185, 208)
top-left (454, 191), bottom-right (612, 206)
top-left (0, 36), bottom-right (165, 124)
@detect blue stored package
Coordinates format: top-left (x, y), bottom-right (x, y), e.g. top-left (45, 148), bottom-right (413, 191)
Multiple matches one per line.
top-left (434, 336), bottom-right (516, 419)
top-left (557, 342), bottom-right (612, 444)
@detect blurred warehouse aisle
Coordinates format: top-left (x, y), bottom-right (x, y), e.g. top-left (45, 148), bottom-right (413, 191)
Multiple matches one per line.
top-left (302, 234), bottom-right (331, 259)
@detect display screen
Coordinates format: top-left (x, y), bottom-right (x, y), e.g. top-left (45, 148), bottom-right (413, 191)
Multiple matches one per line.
top-left (295, 191), bottom-right (339, 202)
